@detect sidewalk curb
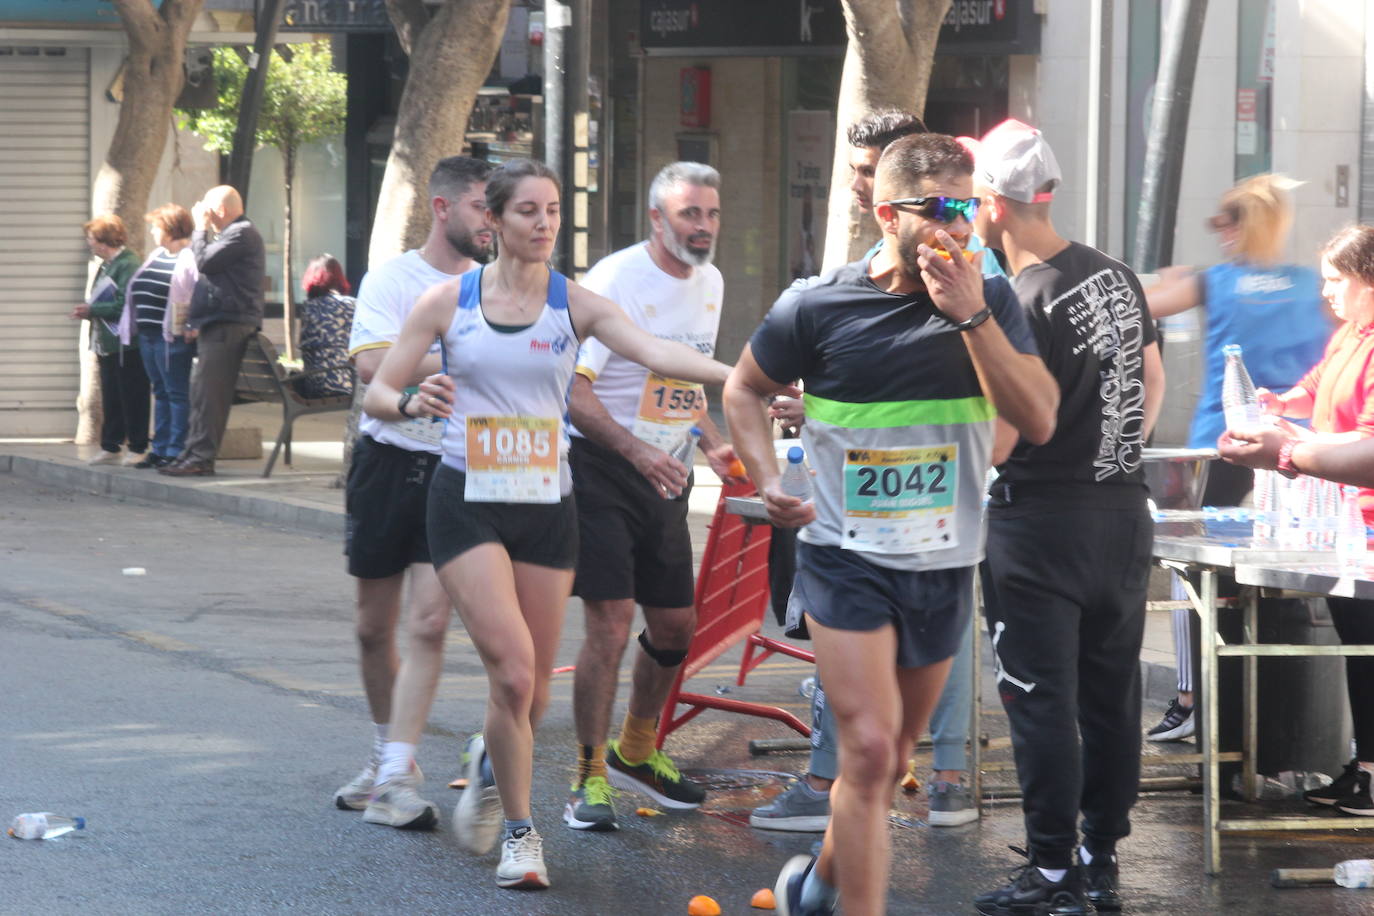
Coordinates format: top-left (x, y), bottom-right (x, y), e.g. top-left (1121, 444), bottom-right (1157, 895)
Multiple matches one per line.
top-left (0, 454), bottom-right (344, 537)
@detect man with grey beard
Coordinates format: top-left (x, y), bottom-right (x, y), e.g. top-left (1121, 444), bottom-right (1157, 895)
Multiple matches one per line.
top-left (561, 162), bottom-right (745, 832)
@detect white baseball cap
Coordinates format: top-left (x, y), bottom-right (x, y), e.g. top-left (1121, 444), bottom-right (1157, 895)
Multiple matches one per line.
top-left (975, 119), bottom-right (1062, 204)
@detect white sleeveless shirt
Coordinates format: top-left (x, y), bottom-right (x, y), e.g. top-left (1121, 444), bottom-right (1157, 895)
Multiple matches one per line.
top-left (438, 267), bottom-right (579, 500)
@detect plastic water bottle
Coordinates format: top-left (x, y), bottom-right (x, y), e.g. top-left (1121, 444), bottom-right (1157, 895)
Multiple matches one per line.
top-left (1220, 344), bottom-right (1262, 436)
top-left (780, 446), bottom-right (813, 503)
top-left (1252, 469), bottom-right (1275, 541)
top-left (9, 813), bottom-right (86, 840)
top-left (666, 426), bottom-right (701, 501)
top-left (1335, 859), bottom-right (1374, 888)
top-left (1338, 485), bottom-right (1368, 572)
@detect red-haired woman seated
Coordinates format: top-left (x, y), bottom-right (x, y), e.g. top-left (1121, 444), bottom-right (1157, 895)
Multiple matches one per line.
top-left (296, 254), bottom-right (356, 398)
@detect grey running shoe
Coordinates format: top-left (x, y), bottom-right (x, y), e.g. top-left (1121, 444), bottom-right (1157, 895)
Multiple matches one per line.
top-left (496, 826), bottom-right (550, 889)
top-left (333, 759), bottom-right (378, 811)
top-left (927, 779), bottom-right (979, 827)
top-left (606, 739), bottom-right (705, 809)
top-left (563, 775), bottom-right (619, 831)
top-left (749, 780), bottom-right (831, 832)
top-left (363, 779), bottom-right (438, 829)
top-left (454, 733), bottom-right (503, 854)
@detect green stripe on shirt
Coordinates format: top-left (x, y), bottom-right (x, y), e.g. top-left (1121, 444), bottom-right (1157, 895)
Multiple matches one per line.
top-left (802, 392), bottom-right (996, 428)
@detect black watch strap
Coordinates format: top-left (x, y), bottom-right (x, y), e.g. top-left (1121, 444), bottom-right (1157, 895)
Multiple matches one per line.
top-left (397, 390), bottom-right (414, 418)
top-left (953, 307), bottom-right (993, 332)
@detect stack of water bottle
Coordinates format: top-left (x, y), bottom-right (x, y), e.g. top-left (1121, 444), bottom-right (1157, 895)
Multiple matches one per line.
top-left (1221, 345), bottom-right (1368, 570)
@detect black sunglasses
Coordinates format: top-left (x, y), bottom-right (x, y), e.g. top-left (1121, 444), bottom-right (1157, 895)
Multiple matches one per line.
top-left (878, 196), bottom-right (981, 224)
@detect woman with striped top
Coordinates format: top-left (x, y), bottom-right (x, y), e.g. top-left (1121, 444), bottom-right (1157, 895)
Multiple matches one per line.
top-left (119, 204), bottom-right (199, 468)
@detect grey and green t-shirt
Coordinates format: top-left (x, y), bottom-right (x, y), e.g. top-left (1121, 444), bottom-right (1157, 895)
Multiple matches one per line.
top-left (749, 254), bottom-right (1038, 571)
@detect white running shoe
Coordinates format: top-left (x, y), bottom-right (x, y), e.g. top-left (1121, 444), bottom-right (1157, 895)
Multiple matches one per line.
top-left (496, 826), bottom-right (549, 889)
top-left (87, 449), bottom-right (121, 466)
top-left (333, 759), bottom-right (379, 811)
top-left (363, 779), bottom-right (438, 829)
top-left (453, 733), bottom-right (503, 855)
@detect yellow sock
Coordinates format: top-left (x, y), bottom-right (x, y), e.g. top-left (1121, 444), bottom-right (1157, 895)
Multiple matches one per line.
top-left (573, 744), bottom-right (606, 788)
top-left (616, 713), bottom-right (659, 765)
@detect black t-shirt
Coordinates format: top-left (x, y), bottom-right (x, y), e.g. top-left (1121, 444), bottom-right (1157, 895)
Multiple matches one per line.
top-left (993, 242), bottom-right (1157, 491)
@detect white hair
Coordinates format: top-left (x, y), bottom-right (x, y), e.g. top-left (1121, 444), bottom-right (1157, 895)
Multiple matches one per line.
top-left (648, 161), bottom-right (721, 213)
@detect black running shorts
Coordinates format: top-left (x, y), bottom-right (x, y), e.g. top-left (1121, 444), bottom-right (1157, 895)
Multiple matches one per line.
top-left (426, 463), bottom-right (578, 571)
top-left (344, 435), bottom-right (438, 579)
top-left (792, 541), bottom-right (972, 669)
top-left (569, 436), bottom-right (696, 608)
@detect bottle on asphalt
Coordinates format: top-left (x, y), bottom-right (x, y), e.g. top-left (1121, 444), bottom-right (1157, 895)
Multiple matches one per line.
top-left (1334, 858), bottom-right (1374, 888)
top-left (1220, 343), bottom-right (1263, 437)
top-left (9, 812), bottom-right (86, 840)
top-left (780, 446), bottom-right (813, 504)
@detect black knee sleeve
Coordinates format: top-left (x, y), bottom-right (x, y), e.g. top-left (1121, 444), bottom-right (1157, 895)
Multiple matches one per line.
top-left (638, 629), bottom-right (688, 668)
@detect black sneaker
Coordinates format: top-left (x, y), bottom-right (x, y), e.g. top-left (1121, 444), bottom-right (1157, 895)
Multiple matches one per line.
top-left (1305, 758), bottom-right (1361, 806)
top-left (1146, 699), bottom-right (1195, 742)
top-left (605, 739), bottom-right (705, 809)
top-left (974, 848), bottom-right (1089, 916)
top-left (1080, 850), bottom-right (1120, 911)
top-left (1337, 769), bottom-right (1374, 816)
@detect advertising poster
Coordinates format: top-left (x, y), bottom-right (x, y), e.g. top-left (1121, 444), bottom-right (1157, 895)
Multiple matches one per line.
top-left (787, 110), bottom-right (834, 282)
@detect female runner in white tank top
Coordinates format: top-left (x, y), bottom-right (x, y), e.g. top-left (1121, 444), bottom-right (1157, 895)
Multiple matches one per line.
top-left (363, 159), bottom-right (734, 890)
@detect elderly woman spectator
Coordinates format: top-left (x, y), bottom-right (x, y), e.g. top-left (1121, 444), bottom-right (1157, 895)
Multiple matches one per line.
top-left (71, 214), bottom-right (148, 466)
top-left (1254, 224), bottom-right (1374, 816)
top-left (295, 254), bottom-right (355, 399)
top-left (118, 204), bottom-right (199, 468)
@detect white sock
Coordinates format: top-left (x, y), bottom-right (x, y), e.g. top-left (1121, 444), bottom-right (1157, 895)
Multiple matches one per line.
top-left (1078, 845), bottom-right (1093, 865)
top-left (1038, 867), bottom-right (1068, 883)
top-left (377, 741), bottom-right (415, 784)
top-left (372, 722), bottom-right (389, 762)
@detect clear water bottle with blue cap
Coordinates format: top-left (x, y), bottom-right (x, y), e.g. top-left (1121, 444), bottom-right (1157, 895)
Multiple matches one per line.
top-left (666, 426), bottom-right (701, 501)
top-left (9, 812), bottom-right (85, 840)
top-left (1220, 343), bottom-right (1262, 436)
top-left (780, 446), bottom-right (813, 503)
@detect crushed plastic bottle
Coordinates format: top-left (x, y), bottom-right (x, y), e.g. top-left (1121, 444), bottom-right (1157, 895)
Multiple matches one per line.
top-left (9, 812), bottom-right (85, 840)
top-left (1334, 859), bottom-right (1374, 888)
top-left (1229, 770), bottom-right (1332, 800)
top-left (780, 446), bottom-right (813, 503)
top-left (798, 676), bottom-right (817, 700)
top-left (666, 426), bottom-right (702, 501)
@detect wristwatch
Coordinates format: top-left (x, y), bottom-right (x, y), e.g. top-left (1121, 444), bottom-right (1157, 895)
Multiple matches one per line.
top-left (953, 307), bottom-right (993, 332)
top-left (1276, 437), bottom-right (1301, 479)
top-left (397, 390), bottom-right (415, 419)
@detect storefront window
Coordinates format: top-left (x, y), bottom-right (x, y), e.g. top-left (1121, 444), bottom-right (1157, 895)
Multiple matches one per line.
top-left (1234, 0), bottom-right (1275, 179)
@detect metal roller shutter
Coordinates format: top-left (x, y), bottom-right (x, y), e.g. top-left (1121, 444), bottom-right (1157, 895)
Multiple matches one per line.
top-left (0, 46), bottom-right (89, 431)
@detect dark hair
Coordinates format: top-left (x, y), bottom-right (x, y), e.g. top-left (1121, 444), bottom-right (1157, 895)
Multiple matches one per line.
top-left (875, 133), bottom-right (974, 196)
top-left (485, 158), bottom-right (562, 216)
top-left (303, 254), bottom-right (350, 299)
top-left (847, 109), bottom-right (928, 151)
top-left (429, 155), bottom-right (494, 201)
top-left (144, 203), bottom-right (193, 242)
top-left (1325, 225), bottom-right (1374, 288)
top-left (83, 213), bottom-right (128, 248)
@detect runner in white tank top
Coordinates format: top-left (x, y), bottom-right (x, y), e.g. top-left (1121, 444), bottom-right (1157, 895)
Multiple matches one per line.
top-left (362, 159), bottom-right (738, 892)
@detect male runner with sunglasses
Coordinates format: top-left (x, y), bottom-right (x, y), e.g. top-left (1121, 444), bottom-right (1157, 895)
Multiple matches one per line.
top-left (726, 132), bottom-right (1057, 916)
top-left (970, 120), bottom-right (1165, 916)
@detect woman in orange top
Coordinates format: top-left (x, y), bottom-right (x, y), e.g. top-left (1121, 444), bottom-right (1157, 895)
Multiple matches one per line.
top-left (1259, 224), bottom-right (1374, 816)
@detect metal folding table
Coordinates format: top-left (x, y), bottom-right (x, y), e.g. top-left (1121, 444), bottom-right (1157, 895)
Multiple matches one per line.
top-left (1154, 513), bottom-right (1374, 873)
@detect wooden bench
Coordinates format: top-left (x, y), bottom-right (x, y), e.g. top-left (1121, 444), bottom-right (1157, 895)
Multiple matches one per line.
top-left (234, 332), bottom-right (353, 478)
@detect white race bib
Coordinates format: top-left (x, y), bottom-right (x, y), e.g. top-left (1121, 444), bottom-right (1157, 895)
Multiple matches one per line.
top-left (463, 415), bottom-right (560, 503)
top-left (841, 444), bottom-right (959, 554)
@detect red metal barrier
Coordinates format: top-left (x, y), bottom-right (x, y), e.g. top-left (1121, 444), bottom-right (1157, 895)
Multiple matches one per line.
top-left (655, 481), bottom-right (815, 748)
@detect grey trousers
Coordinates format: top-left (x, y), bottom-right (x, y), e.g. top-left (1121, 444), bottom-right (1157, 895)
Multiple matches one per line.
top-left (181, 321), bottom-right (256, 463)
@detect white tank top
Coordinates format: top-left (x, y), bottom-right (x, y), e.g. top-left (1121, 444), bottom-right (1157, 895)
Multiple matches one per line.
top-left (438, 267), bottom-right (579, 498)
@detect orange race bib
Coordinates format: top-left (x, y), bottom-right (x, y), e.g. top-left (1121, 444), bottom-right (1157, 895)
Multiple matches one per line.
top-left (464, 415), bottom-right (560, 503)
top-left (632, 374), bottom-right (706, 450)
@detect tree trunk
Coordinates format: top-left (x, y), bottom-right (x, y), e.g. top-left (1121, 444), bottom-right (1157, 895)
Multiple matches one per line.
top-left (821, 0), bottom-right (950, 272)
top-left (368, 0), bottom-right (512, 263)
top-left (282, 144), bottom-right (296, 361)
top-left (80, 0), bottom-right (203, 444)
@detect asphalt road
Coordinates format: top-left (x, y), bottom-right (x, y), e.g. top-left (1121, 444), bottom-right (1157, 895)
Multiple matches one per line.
top-left (2, 474), bottom-right (1372, 915)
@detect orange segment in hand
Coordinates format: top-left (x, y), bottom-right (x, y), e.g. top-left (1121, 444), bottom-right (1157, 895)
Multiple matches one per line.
top-left (728, 458), bottom-right (748, 479)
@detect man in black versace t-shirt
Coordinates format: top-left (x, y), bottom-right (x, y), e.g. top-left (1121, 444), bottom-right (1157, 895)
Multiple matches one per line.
top-left (971, 120), bottom-right (1166, 916)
